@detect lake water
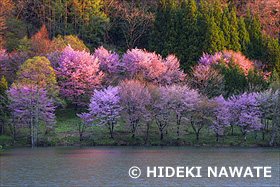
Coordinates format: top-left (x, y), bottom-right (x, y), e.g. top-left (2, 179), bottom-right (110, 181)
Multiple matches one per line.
top-left (0, 147), bottom-right (279, 186)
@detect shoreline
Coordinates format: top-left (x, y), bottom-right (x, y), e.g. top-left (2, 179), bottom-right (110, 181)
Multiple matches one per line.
top-left (2, 142), bottom-right (277, 148)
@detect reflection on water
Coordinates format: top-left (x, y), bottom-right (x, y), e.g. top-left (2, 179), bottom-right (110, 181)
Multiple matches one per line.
top-left (0, 147), bottom-right (279, 186)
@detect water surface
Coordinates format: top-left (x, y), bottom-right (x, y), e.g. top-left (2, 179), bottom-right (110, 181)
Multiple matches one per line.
top-left (0, 147), bottom-right (279, 186)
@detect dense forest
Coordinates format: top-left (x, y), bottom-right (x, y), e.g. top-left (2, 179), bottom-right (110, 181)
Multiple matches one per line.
top-left (0, 0), bottom-right (280, 72)
top-left (0, 0), bottom-right (279, 148)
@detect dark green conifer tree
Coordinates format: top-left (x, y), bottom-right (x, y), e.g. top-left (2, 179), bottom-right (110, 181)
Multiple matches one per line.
top-left (174, 0), bottom-right (187, 60)
top-left (269, 68), bottom-right (280, 90)
top-left (149, 0), bottom-right (168, 54)
top-left (203, 16), bottom-right (224, 54)
top-left (212, 0), bottom-right (223, 27)
top-left (197, 0), bottom-right (211, 53)
top-left (238, 17), bottom-right (250, 54)
top-left (149, 0), bottom-right (178, 57)
top-left (217, 62), bottom-right (248, 98)
top-left (228, 7), bottom-right (241, 51)
top-left (245, 10), bottom-right (263, 60)
top-left (262, 36), bottom-right (280, 72)
top-left (180, 0), bottom-right (200, 71)
top-left (221, 9), bottom-right (231, 50)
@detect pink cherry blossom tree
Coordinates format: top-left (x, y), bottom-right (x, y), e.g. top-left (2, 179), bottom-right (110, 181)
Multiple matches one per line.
top-left (93, 46), bottom-right (125, 74)
top-left (163, 85), bottom-right (200, 140)
top-left (0, 50), bottom-right (28, 84)
top-left (119, 80), bottom-right (151, 138)
top-left (121, 48), bottom-right (185, 85)
top-left (150, 86), bottom-right (172, 140)
top-left (7, 84), bottom-right (55, 147)
top-left (198, 51), bottom-right (255, 76)
top-left (189, 63), bottom-right (225, 98)
top-left (55, 46), bottom-right (104, 108)
top-left (255, 89), bottom-right (280, 145)
top-left (228, 92), bottom-right (263, 140)
top-left (210, 95), bottom-right (231, 141)
top-left (76, 112), bottom-right (93, 141)
top-left (93, 46), bottom-right (126, 86)
top-left (81, 86), bottom-right (122, 139)
top-left (189, 96), bottom-right (216, 141)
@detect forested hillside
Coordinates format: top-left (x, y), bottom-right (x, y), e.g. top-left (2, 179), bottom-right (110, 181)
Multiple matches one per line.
top-left (0, 0), bottom-right (279, 73)
top-left (0, 0), bottom-right (279, 147)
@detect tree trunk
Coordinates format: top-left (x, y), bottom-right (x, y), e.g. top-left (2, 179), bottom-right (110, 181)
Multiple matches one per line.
top-left (269, 117), bottom-right (277, 146)
top-left (9, 122), bottom-right (16, 145)
top-left (109, 124), bottom-right (114, 139)
top-left (30, 122), bottom-right (34, 148)
top-left (254, 132), bottom-right (258, 139)
top-left (177, 125), bottom-right (180, 140)
top-left (13, 124), bottom-right (16, 144)
top-left (1, 120), bottom-right (3, 135)
top-left (266, 119), bottom-right (269, 131)
top-left (110, 130), bottom-right (114, 139)
top-left (132, 123), bottom-right (136, 138)
top-left (10, 111), bottom-right (16, 144)
top-left (79, 133), bottom-right (83, 141)
top-left (34, 89), bottom-right (39, 146)
top-left (196, 133), bottom-right (199, 140)
top-left (145, 123), bottom-right (150, 144)
top-left (30, 108), bottom-right (34, 148)
top-left (176, 116), bottom-right (181, 140)
top-left (74, 103), bottom-right (78, 111)
top-left (261, 118), bottom-right (265, 140)
top-left (160, 129), bottom-right (163, 140)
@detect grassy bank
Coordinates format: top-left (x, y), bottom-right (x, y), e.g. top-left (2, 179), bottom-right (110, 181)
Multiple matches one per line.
top-left (0, 108), bottom-right (279, 147)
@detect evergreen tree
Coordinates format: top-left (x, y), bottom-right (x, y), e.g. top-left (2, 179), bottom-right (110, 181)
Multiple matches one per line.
top-left (217, 62), bottom-right (248, 98)
top-left (245, 11), bottom-right (263, 60)
top-left (180, 0), bottom-right (199, 71)
top-left (213, 1), bottom-right (225, 52)
top-left (162, 1), bottom-right (178, 57)
top-left (212, 1), bottom-right (223, 27)
top-left (203, 16), bottom-right (224, 54)
top-left (228, 7), bottom-right (241, 51)
top-left (247, 68), bottom-right (268, 93)
top-left (47, 0), bottom-right (107, 51)
top-left (173, 0), bottom-right (187, 61)
top-left (269, 68), bottom-right (280, 90)
top-left (238, 17), bottom-right (250, 54)
top-left (149, 0), bottom-right (167, 54)
top-left (197, 0), bottom-right (211, 53)
top-left (149, 0), bottom-right (178, 57)
top-left (221, 10), bottom-right (231, 50)
top-left (4, 18), bottom-right (27, 52)
top-left (262, 36), bottom-right (280, 72)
